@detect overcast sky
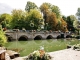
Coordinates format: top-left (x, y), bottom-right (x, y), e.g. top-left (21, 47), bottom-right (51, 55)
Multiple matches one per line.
top-left (0, 0), bottom-right (80, 16)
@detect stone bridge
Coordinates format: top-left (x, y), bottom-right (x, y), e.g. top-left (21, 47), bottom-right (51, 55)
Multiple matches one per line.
top-left (5, 29), bottom-right (71, 41)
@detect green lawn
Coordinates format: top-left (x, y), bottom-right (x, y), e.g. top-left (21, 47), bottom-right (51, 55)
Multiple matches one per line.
top-left (5, 39), bottom-right (80, 56)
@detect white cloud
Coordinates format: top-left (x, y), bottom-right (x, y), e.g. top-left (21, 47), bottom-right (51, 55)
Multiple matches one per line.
top-left (0, 0), bottom-right (80, 16)
top-left (0, 3), bottom-right (12, 14)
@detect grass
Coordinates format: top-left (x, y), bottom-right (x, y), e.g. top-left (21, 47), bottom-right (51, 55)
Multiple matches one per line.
top-left (5, 39), bottom-right (80, 56)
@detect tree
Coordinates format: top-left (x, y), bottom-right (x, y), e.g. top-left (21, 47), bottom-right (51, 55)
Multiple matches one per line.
top-left (56, 19), bottom-right (62, 30)
top-left (67, 15), bottom-right (76, 31)
top-left (25, 9), bottom-right (43, 30)
top-left (47, 12), bottom-right (58, 30)
top-left (60, 18), bottom-right (68, 32)
top-left (74, 8), bottom-right (80, 30)
top-left (51, 5), bottom-right (61, 18)
top-left (0, 13), bottom-right (12, 29)
top-left (0, 25), bottom-right (7, 46)
top-left (0, 14), bottom-right (5, 23)
top-left (40, 3), bottom-right (51, 25)
top-left (73, 20), bottom-right (80, 35)
top-left (25, 1), bottom-right (38, 12)
top-left (73, 20), bottom-right (79, 30)
top-left (73, 8), bottom-right (80, 34)
top-left (62, 15), bottom-right (67, 21)
top-left (40, 2), bottom-right (62, 30)
top-left (76, 8), bottom-right (80, 20)
top-left (40, 3), bottom-right (53, 30)
top-left (11, 9), bottom-right (26, 29)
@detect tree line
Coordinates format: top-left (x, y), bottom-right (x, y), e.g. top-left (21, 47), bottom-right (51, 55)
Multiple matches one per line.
top-left (0, 1), bottom-right (80, 32)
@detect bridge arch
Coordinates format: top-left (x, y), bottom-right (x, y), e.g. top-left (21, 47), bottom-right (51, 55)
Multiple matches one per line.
top-left (34, 35), bottom-right (42, 40)
top-left (57, 35), bottom-right (61, 39)
top-left (46, 35), bottom-right (53, 39)
top-left (7, 37), bottom-right (12, 42)
top-left (18, 35), bottom-right (28, 41)
top-left (5, 34), bottom-right (12, 42)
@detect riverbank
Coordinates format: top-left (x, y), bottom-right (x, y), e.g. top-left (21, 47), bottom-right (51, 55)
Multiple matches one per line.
top-left (12, 48), bottom-right (80, 60)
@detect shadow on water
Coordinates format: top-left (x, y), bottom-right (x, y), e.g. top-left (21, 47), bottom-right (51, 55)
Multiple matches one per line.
top-left (46, 39), bottom-right (53, 43)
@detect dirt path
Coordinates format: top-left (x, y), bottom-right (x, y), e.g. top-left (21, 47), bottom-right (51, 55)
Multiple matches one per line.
top-left (49, 49), bottom-right (80, 60)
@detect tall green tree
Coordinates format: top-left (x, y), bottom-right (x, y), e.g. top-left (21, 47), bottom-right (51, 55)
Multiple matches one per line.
top-left (73, 20), bottom-right (79, 30)
top-left (60, 18), bottom-right (68, 32)
top-left (0, 14), bottom-right (7, 46)
top-left (76, 8), bottom-right (80, 20)
top-left (62, 15), bottom-right (67, 21)
top-left (40, 2), bottom-right (62, 30)
top-left (11, 9), bottom-right (26, 29)
top-left (74, 8), bottom-right (80, 29)
top-left (47, 12), bottom-right (58, 30)
top-left (0, 14), bottom-right (5, 23)
top-left (40, 2), bottom-right (63, 30)
top-left (0, 13), bottom-right (12, 29)
top-left (67, 15), bottom-right (76, 31)
top-left (73, 20), bottom-right (80, 34)
top-left (25, 9), bottom-right (43, 30)
top-left (0, 25), bottom-right (7, 46)
top-left (40, 3), bottom-right (52, 30)
top-left (25, 1), bottom-right (38, 12)
top-left (51, 5), bottom-right (61, 18)
top-left (0, 15), bottom-right (7, 46)
top-left (73, 8), bottom-right (80, 34)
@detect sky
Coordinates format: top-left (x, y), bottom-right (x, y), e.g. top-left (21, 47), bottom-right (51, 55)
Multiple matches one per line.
top-left (0, 0), bottom-right (80, 16)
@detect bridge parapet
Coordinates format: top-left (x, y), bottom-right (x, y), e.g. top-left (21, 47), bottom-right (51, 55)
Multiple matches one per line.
top-left (5, 30), bottom-right (71, 41)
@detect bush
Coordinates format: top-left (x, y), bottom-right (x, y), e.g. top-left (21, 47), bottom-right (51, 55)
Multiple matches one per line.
top-left (0, 26), bottom-right (7, 46)
top-left (27, 50), bottom-right (51, 60)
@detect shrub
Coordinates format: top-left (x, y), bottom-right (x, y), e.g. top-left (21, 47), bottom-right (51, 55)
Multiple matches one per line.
top-left (27, 50), bottom-right (51, 60)
top-left (0, 26), bottom-right (7, 46)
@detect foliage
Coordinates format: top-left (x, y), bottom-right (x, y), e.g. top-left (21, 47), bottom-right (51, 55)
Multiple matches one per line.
top-left (40, 2), bottom-right (65, 31)
top-left (40, 2), bottom-right (50, 13)
top-left (60, 18), bottom-right (68, 32)
top-left (73, 20), bottom-right (79, 30)
top-left (74, 8), bottom-right (80, 30)
top-left (0, 25), bottom-right (7, 46)
top-left (51, 5), bottom-right (61, 18)
top-left (27, 50), bottom-right (51, 60)
top-left (25, 9), bottom-right (43, 30)
top-left (0, 13), bottom-right (12, 29)
top-left (11, 9), bottom-right (26, 29)
top-left (66, 15), bottom-right (76, 31)
top-left (76, 8), bottom-right (80, 18)
top-left (62, 15), bottom-right (67, 21)
top-left (73, 20), bottom-right (80, 35)
top-left (0, 14), bottom-right (5, 23)
top-left (47, 12), bottom-right (58, 30)
top-left (56, 17), bottom-right (68, 32)
top-left (73, 8), bottom-right (80, 34)
top-left (40, 3), bottom-right (58, 30)
top-left (68, 44), bottom-right (80, 50)
top-left (40, 2), bottom-right (49, 24)
top-left (0, 1), bottom-right (78, 32)
top-left (25, 1), bottom-right (38, 12)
